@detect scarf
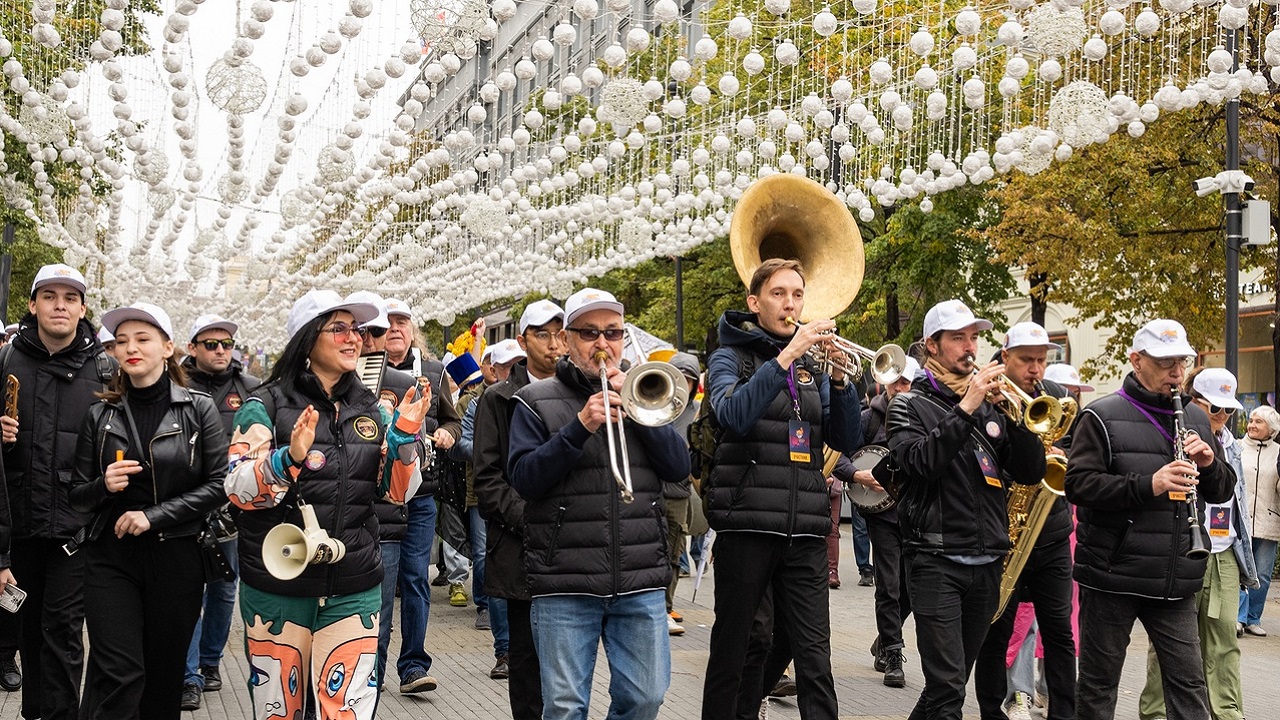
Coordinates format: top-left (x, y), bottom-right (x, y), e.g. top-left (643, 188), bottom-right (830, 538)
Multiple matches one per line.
top-left (924, 357), bottom-right (970, 397)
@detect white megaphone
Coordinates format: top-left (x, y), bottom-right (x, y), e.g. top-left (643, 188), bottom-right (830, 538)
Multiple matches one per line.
top-left (262, 503), bottom-right (346, 580)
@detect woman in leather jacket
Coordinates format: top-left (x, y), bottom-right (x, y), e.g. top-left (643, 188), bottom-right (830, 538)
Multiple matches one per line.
top-left (70, 302), bottom-right (228, 720)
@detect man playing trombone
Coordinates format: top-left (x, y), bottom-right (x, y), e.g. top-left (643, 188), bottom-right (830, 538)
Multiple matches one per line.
top-left (700, 258), bottom-right (863, 720)
top-left (886, 300), bottom-right (1046, 720)
top-left (507, 288), bottom-right (689, 720)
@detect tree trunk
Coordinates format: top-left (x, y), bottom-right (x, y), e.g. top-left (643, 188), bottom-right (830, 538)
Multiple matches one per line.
top-left (885, 286), bottom-right (900, 342)
top-left (1028, 271), bottom-right (1049, 327)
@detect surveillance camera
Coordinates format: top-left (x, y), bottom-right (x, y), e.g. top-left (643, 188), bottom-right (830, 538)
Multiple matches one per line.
top-left (1244, 179), bottom-right (1256, 193)
top-left (1194, 177), bottom-right (1218, 197)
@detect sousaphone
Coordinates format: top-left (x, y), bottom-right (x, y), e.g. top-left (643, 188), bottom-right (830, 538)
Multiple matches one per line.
top-left (729, 174), bottom-right (865, 321)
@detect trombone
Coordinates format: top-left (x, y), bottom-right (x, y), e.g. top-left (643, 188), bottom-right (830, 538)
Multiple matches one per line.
top-left (784, 317), bottom-right (908, 385)
top-left (594, 351), bottom-right (688, 504)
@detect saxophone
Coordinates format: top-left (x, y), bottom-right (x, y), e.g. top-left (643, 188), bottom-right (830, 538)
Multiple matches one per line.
top-left (992, 381), bottom-right (1078, 622)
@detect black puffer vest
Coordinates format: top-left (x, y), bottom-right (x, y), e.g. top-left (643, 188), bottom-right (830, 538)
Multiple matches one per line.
top-left (236, 373), bottom-right (387, 597)
top-left (181, 357), bottom-right (261, 437)
top-left (516, 360), bottom-right (670, 598)
top-left (1071, 374), bottom-right (1225, 599)
top-left (704, 313), bottom-right (830, 537)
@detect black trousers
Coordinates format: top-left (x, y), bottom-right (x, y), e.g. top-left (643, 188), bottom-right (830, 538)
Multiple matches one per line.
top-left (11, 537), bottom-right (85, 720)
top-left (1076, 587), bottom-right (1210, 720)
top-left (81, 532), bottom-right (204, 720)
top-left (732, 585), bottom-right (794, 720)
top-left (865, 512), bottom-right (912, 651)
top-left (906, 553), bottom-right (1001, 720)
top-left (973, 538), bottom-right (1076, 720)
top-left (702, 533), bottom-right (836, 720)
top-left (505, 598), bottom-right (544, 720)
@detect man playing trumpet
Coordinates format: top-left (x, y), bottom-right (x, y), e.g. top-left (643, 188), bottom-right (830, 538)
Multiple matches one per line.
top-left (886, 300), bottom-right (1046, 720)
top-left (700, 258), bottom-right (863, 720)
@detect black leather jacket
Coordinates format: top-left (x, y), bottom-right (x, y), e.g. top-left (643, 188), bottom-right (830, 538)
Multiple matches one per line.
top-left (473, 361), bottom-right (533, 600)
top-left (70, 384), bottom-right (230, 540)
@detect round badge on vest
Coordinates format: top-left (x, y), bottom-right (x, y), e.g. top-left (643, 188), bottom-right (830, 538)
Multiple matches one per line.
top-left (985, 420), bottom-right (1001, 438)
top-left (379, 389), bottom-right (399, 407)
top-left (226, 393), bottom-right (242, 410)
top-left (353, 416), bottom-right (380, 440)
top-left (795, 368), bottom-right (813, 384)
top-left (305, 449), bottom-right (327, 471)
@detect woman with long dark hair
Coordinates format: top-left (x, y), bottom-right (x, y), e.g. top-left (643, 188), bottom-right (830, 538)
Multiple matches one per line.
top-left (70, 302), bottom-right (229, 720)
top-left (225, 290), bottom-right (428, 720)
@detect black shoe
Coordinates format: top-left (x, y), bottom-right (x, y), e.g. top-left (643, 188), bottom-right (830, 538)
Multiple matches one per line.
top-left (872, 638), bottom-right (886, 672)
top-left (883, 650), bottom-right (906, 688)
top-left (858, 569), bottom-right (874, 587)
top-left (0, 655), bottom-right (20, 691)
top-left (431, 574), bottom-right (449, 587)
top-left (490, 655), bottom-right (510, 680)
top-left (199, 664), bottom-right (222, 692)
top-left (181, 682), bottom-right (202, 710)
top-left (768, 674), bottom-right (797, 698)
top-left (399, 668), bottom-right (438, 694)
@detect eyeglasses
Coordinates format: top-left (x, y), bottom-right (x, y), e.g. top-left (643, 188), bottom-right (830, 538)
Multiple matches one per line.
top-left (566, 327), bottom-right (624, 342)
top-left (524, 330), bottom-right (557, 343)
top-left (357, 325), bottom-right (387, 339)
top-left (320, 322), bottom-right (361, 340)
top-left (199, 339), bottom-right (235, 351)
top-left (1140, 353), bottom-right (1194, 370)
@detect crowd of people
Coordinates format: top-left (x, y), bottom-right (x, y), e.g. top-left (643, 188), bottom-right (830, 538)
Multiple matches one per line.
top-left (0, 259), bottom-right (1274, 720)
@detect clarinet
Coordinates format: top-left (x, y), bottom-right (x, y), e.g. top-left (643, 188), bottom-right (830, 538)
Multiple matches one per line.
top-left (1171, 388), bottom-right (1210, 560)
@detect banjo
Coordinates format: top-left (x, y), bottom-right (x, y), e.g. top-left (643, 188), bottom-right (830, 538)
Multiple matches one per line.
top-left (843, 445), bottom-right (895, 513)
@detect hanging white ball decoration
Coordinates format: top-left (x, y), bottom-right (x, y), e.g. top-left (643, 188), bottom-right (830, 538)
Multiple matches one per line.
top-left (1207, 47), bottom-right (1233, 73)
top-left (695, 36), bottom-right (718, 60)
top-left (1026, 5), bottom-right (1087, 56)
top-left (1134, 10), bottom-right (1160, 36)
top-left (602, 44), bottom-right (627, 68)
top-left (719, 73), bottom-right (741, 96)
top-left (743, 50), bottom-right (766, 76)
top-left (562, 74), bottom-right (583, 95)
top-left (1038, 59), bottom-right (1063, 82)
top-left (670, 57), bottom-right (692, 81)
top-left (654, 0), bottom-right (680, 23)
top-left (583, 66), bottom-right (605, 88)
top-left (1099, 10), bottom-right (1126, 35)
top-left (910, 28), bottom-right (936, 56)
top-left (691, 83), bottom-right (712, 105)
top-left (601, 78), bottom-right (648, 128)
top-left (952, 44), bottom-right (977, 71)
top-left (869, 58), bottom-right (893, 85)
top-left (1127, 120), bottom-right (1146, 137)
top-left (775, 40), bottom-right (800, 66)
top-left (573, 0), bottom-right (598, 19)
top-left (853, 0), bottom-right (877, 15)
top-left (1083, 36), bottom-right (1108, 61)
top-left (1160, 0), bottom-right (1193, 13)
top-left (954, 8), bottom-right (982, 36)
top-left (727, 15), bottom-right (753, 40)
top-left (999, 76), bottom-right (1022, 97)
top-left (997, 21), bottom-right (1024, 47)
top-left (467, 104), bottom-right (487, 124)
top-left (1218, 5), bottom-right (1247, 30)
top-left (914, 66), bottom-right (939, 90)
top-left (764, 0), bottom-right (791, 15)
top-left (625, 27), bottom-right (650, 52)
top-left (814, 9), bottom-right (838, 36)
top-left (205, 59), bottom-right (267, 114)
top-left (1048, 80), bottom-right (1110, 148)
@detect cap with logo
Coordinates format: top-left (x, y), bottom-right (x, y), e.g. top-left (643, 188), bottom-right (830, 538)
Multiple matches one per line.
top-left (345, 291), bottom-right (389, 329)
top-left (564, 288), bottom-right (624, 327)
top-left (519, 299), bottom-right (566, 334)
top-left (1129, 319), bottom-right (1196, 359)
top-left (383, 298), bottom-right (412, 319)
top-left (1044, 363), bottom-right (1095, 392)
top-left (285, 290), bottom-right (380, 340)
top-left (1192, 367), bottom-right (1243, 411)
top-left (489, 339), bottom-right (526, 365)
top-left (31, 263), bottom-right (87, 298)
top-left (1002, 321), bottom-right (1062, 351)
top-left (190, 314), bottom-right (239, 342)
top-left (101, 302), bottom-right (175, 340)
top-left (922, 299), bottom-right (993, 339)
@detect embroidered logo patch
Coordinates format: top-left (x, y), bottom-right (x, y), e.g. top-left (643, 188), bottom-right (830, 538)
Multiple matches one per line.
top-left (353, 416), bottom-right (380, 440)
top-left (304, 450), bottom-right (327, 471)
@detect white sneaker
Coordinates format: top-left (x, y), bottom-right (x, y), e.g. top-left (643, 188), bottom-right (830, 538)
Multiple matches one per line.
top-left (1005, 692), bottom-right (1033, 720)
top-left (667, 614), bottom-right (685, 636)
top-left (757, 700), bottom-right (769, 720)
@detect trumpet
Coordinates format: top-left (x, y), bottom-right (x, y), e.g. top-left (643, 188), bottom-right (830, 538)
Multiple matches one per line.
top-left (967, 356), bottom-right (1065, 435)
top-left (594, 351), bottom-right (688, 504)
top-left (784, 317), bottom-right (908, 385)
top-left (4, 375), bottom-right (16, 420)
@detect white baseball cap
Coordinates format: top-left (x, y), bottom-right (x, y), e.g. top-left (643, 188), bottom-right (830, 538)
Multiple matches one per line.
top-left (101, 302), bottom-right (175, 339)
top-left (1002, 321), bottom-right (1061, 351)
top-left (489, 339), bottom-right (526, 365)
top-left (285, 290), bottom-right (380, 340)
top-left (4, 323), bottom-right (18, 336)
top-left (189, 314), bottom-right (239, 341)
top-left (900, 356), bottom-right (921, 383)
top-left (1192, 367), bottom-right (1243, 411)
top-left (564, 288), bottom-right (624, 327)
top-left (1130, 319), bottom-right (1196, 359)
top-left (922, 299), bottom-right (992, 339)
top-left (1044, 363), bottom-right (1095, 392)
top-left (96, 326), bottom-right (114, 344)
top-left (519, 299), bottom-right (565, 334)
top-left (345, 291), bottom-right (389, 329)
top-left (383, 298), bottom-right (412, 319)
top-left (31, 263), bottom-right (87, 297)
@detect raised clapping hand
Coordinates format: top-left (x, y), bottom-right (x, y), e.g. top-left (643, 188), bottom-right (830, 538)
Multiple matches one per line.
top-left (959, 361), bottom-right (1006, 416)
top-left (396, 384), bottom-right (431, 427)
top-left (289, 405), bottom-right (320, 465)
top-left (104, 457), bottom-right (143, 492)
top-left (1153, 460), bottom-right (1200, 497)
top-left (578, 390), bottom-right (625, 433)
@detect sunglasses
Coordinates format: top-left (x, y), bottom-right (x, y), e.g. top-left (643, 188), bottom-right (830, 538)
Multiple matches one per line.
top-left (1196, 399), bottom-right (1237, 416)
top-left (567, 327), bottom-right (624, 342)
top-left (198, 338), bottom-right (235, 351)
top-left (1141, 353), bottom-right (1194, 370)
top-left (320, 322), bottom-right (362, 340)
top-left (358, 326), bottom-right (387, 339)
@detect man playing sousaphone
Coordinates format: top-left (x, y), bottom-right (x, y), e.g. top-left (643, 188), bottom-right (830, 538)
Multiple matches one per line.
top-left (886, 300), bottom-right (1046, 720)
top-left (700, 258), bottom-right (863, 720)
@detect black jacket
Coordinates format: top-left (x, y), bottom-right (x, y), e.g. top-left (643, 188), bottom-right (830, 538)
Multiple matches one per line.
top-left (886, 371), bottom-right (1046, 557)
top-left (181, 356), bottom-right (261, 437)
top-left (1065, 372), bottom-right (1233, 599)
top-left (473, 361), bottom-right (534, 600)
top-left (1022, 378), bottom-right (1074, 548)
top-left (2, 316), bottom-right (115, 540)
top-left (70, 383), bottom-right (229, 540)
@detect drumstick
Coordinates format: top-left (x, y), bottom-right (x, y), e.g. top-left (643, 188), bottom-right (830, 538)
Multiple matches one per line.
top-left (116, 450), bottom-right (124, 463)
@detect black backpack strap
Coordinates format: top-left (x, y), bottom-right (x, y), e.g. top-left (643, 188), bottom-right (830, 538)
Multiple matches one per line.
top-left (93, 349), bottom-right (116, 385)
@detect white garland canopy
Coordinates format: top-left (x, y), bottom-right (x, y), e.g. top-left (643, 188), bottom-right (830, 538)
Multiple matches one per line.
top-left (0, 0), bottom-right (1272, 349)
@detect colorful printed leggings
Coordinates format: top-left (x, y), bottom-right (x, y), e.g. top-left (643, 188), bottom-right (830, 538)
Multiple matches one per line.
top-left (239, 583), bottom-right (380, 720)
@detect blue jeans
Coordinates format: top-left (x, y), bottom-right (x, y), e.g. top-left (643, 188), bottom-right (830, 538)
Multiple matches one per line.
top-left (1240, 537), bottom-right (1278, 625)
top-left (850, 507), bottom-right (872, 574)
top-left (396, 494), bottom-right (437, 681)
top-left (470, 507), bottom-right (489, 612)
top-left (490, 596), bottom-right (511, 657)
top-left (184, 538), bottom-right (239, 688)
top-left (531, 589), bottom-right (669, 720)
top-left (375, 540), bottom-right (401, 690)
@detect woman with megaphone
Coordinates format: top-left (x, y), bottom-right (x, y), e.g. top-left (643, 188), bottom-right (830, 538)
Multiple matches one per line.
top-left (224, 290), bottom-right (429, 720)
top-left (70, 302), bottom-right (230, 720)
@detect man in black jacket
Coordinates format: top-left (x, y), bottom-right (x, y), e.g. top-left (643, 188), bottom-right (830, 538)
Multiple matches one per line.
top-left (972, 321), bottom-right (1076, 720)
top-left (473, 299), bottom-right (564, 718)
top-left (1066, 319), bottom-right (1233, 720)
top-left (700, 258), bottom-right (863, 720)
top-left (886, 299), bottom-right (1046, 720)
top-left (0, 264), bottom-right (114, 720)
top-left (507, 288), bottom-right (688, 720)
top-left (179, 314), bottom-right (261, 709)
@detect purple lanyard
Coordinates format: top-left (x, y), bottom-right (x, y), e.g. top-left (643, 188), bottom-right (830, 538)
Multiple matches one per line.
top-left (784, 363), bottom-right (802, 419)
top-left (1115, 388), bottom-right (1175, 445)
top-left (923, 370), bottom-right (958, 408)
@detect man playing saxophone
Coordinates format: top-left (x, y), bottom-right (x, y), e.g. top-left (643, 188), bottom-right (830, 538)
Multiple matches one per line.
top-left (973, 322), bottom-right (1077, 720)
top-left (886, 300), bottom-right (1045, 720)
top-left (1065, 319), bottom-right (1233, 720)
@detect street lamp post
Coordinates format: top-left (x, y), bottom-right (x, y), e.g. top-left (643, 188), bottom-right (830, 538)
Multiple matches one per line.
top-left (1225, 28), bottom-right (1242, 378)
